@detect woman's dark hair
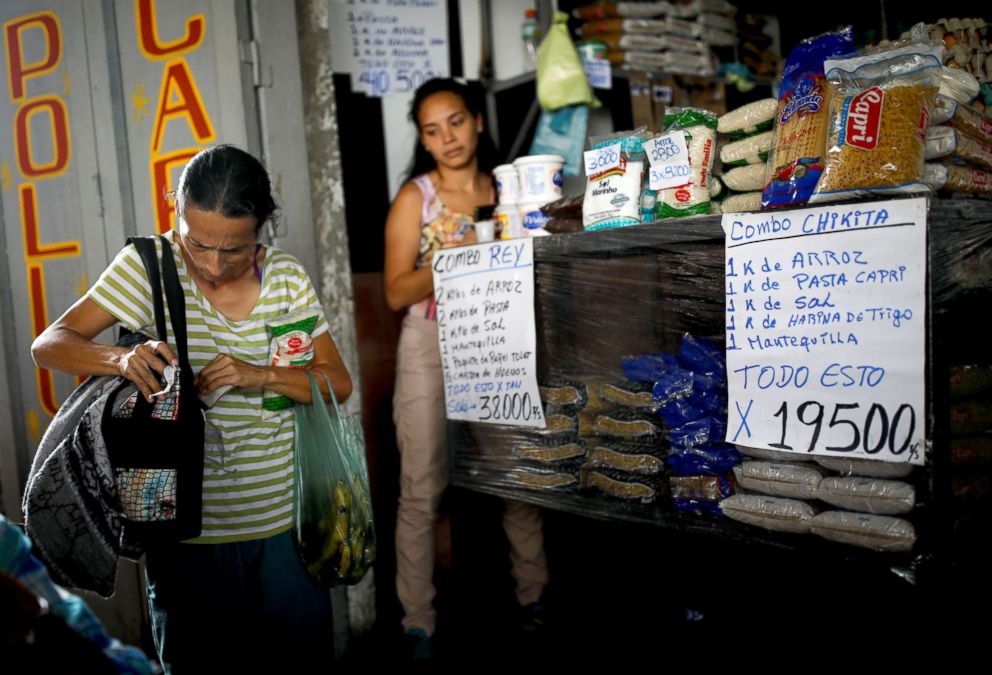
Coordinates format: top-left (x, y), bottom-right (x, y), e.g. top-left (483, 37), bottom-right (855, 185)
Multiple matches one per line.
top-left (405, 78), bottom-right (500, 181)
top-left (175, 145), bottom-right (277, 231)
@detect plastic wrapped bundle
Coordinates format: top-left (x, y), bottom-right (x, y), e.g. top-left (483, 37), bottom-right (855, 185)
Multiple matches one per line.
top-left (809, 511), bottom-right (916, 552)
top-left (717, 98), bottom-right (778, 139)
top-left (939, 65), bottom-right (981, 103)
top-left (736, 444), bottom-right (815, 463)
top-left (924, 162), bottom-right (992, 194)
top-left (815, 477), bottom-right (916, 515)
top-left (721, 164), bottom-right (767, 191)
top-left (672, 474), bottom-right (735, 515)
top-left (585, 441), bottom-right (666, 475)
top-left (814, 456), bottom-right (914, 478)
top-left (506, 466), bottom-right (579, 493)
top-left (668, 443), bottom-right (742, 476)
top-left (925, 126), bottom-right (992, 170)
top-left (511, 439), bottom-right (588, 467)
top-left (931, 94), bottom-right (992, 144)
top-left (950, 365), bottom-right (992, 398)
top-left (951, 399), bottom-right (992, 434)
top-left (719, 131), bottom-right (773, 167)
top-left (950, 437), bottom-right (992, 465)
top-left (584, 408), bottom-right (664, 442)
top-left (600, 380), bottom-right (658, 411)
top-left (733, 461), bottom-right (826, 499)
top-left (721, 191), bottom-right (762, 213)
top-left (668, 417), bottom-right (727, 450)
top-left (580, 467), bottom-right (664, 504)
top-left (539, 378), bottom-right (590, 411)
top-left (720, 494), bottom-right (818, 533)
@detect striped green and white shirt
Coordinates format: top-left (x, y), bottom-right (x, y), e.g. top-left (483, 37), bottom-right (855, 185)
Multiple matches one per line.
top-left (87, 231), bottom-right (329, 543)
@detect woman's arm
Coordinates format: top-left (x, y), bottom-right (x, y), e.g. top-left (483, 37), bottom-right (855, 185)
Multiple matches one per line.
top-left (194, 330), bottom-right (353, 404)
top-left (384, 181), bottom-right (434, 311)
top-left (31, 297), bottom-right (176, 401)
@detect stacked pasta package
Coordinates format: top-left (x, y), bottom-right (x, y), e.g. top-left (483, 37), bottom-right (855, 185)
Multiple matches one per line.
top-left (807, 41), bottom-right (943, 203)
top-left (759, 28), bottom-right (855, 211)
top-left (574, 374), bottom-right (669, 505)
top-left (722, 448), bottom-right (918, 552)
top-left (573, 0), bottom-right (737, 76)
top-left (923, 68), bottom-right (992, 196)
top-left (715, 98), bottom-right (777, 213)
top-left (500, 384), bottom-right (589, 494)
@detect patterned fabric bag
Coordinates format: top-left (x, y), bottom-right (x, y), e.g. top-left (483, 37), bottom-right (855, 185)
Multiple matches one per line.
top-left (101, 236), bottom-right (204, 547)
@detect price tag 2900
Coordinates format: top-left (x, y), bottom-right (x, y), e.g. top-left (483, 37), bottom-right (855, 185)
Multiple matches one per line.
top-left (645, 131), bottom-right (691, 190)
top-left (584, 142), bottom-right (622, 176)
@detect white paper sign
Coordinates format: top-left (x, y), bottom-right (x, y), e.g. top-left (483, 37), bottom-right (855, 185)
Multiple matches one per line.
top-left (329, 0), bottom-right (449, 97)
top-left (583, 58), bottom-right (613, 90)
top-left (584, 142), bottom-right (622, 176)
top-left (722, 198), bottom-right (927, 465)
top-left (646, 131), bottom-right (691, 190)
top-left (432, 239), bottom-right (547, 428)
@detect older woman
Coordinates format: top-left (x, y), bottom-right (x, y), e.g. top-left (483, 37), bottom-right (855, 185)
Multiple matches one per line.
top-left (32, 145), bottom-right (351, 673)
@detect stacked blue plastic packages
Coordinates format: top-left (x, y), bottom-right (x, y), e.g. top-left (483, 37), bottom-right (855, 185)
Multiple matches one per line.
top-left (622, 335), bottom-right (740, 515)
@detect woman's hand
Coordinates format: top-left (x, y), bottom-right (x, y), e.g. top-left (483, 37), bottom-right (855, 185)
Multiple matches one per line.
top-left (195, 354), bottom-right (270, 396)
top-left (119, 340), bottom-right (178, 402)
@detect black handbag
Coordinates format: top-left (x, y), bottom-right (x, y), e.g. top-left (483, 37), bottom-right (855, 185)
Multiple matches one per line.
top-left (101, 235), bottom-right (205, 547)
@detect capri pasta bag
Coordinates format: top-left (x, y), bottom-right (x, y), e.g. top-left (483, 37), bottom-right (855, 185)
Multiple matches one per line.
top-left (809, 43), bottom-right (943, 203)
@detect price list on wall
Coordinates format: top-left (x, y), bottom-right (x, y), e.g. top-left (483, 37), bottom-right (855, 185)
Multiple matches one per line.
top-left (723, 198), bottom-right (927, 464)
top-left (329, 0), bottom-right (449, 97)
top-left (431, 239), bottom-right (547, 428)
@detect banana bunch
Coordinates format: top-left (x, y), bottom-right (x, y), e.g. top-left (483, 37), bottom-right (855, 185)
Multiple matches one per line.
top-left (303, 478), bottom-right (376, 585)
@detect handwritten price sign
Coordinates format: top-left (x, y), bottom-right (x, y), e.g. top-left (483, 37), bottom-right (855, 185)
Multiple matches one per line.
top-left (645, 131), bottom-right (691, 190)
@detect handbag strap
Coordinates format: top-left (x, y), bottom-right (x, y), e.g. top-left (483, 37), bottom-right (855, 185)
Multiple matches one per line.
top-left (128, 237), bottom-right (168, 345)
top-left (128, 235), bottom-right (190, 367)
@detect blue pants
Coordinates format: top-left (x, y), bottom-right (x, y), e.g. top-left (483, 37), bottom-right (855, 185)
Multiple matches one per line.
top-left (145, 530), bottom-right (334, 673)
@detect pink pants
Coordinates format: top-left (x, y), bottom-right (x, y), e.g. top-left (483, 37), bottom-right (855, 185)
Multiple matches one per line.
top-left (393, 313), bottom-right (548, 635)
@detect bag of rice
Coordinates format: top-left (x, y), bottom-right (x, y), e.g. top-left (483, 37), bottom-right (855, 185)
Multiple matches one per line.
top-left (719, 131), bottom-right (774, 166)
top-left (816, 477), bottom-right (916, 515)
top-left (814, 456), bottom-right (914, 478)
top-left (718, 98), bottom-right (778, 139)
top-left (720, 494), bottom-right (818, 533)
top-left (809, 42), bottom-right (942, 203)
top-left (721, 163), bottom-right (767, 191)
top-left (263, 309), bottom-right (320, 415)
top-left (810, 511), bottom-right (916, 552)
top-left (733, 461), bottom-right (826, 499)
top-left (655, 107), bottom-right (718, 218)
top-left (721, 191), bottom-right (762, 213)
top-left (736, 444), bottom-right (815, 463)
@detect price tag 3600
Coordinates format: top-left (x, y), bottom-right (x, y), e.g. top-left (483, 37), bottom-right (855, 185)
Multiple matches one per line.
top-left (584, 142), bottom-right (622, 177)
top-left (645, 131), bottom-right (691, 191)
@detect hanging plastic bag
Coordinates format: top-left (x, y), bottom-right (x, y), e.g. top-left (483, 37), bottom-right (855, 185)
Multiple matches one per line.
top-left (530, 104), bottom-right (590, 177)
top-left (293, 371), bottom-right (376, 587)
top-left (537, 11), bottom-right (598, 110)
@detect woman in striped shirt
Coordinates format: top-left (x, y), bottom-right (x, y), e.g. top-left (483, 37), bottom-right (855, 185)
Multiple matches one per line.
top-left (32, 145), bottom-right (352, 673)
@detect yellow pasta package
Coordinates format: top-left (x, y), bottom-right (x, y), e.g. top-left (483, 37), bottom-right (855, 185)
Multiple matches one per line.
top-left (809, 43), bottom-right (943, 203)
top-left (761, 28), bottom-right (854, 209)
